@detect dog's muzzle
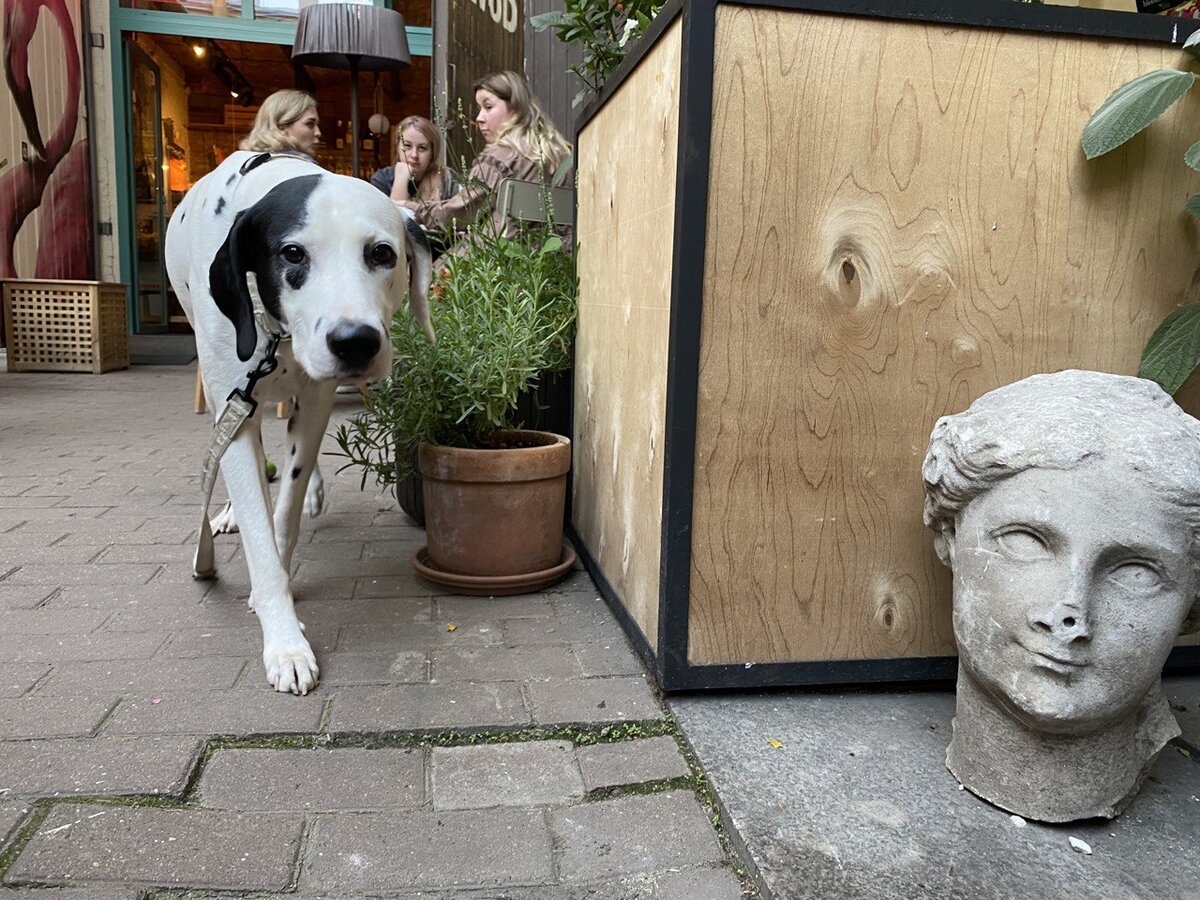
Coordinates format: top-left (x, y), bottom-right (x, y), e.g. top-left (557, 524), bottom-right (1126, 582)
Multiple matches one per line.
top-left (326, 321), bottom-right (383, 372)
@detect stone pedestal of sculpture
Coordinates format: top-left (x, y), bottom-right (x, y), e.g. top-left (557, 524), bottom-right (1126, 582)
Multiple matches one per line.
top-left (922, 370), bottom-right (1200, 822)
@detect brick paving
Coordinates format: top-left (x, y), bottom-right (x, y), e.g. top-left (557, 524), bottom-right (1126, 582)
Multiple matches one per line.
top-left (0, 365), bottom-right (745, 898)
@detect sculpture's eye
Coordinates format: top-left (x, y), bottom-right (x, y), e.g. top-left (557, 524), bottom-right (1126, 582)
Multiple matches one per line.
top-left (994, 528), bottom-right (1049, 560)
top-left (281, 244), bottom-right (307, 265)
top-left (370, 243), bottom-right (397, 267)
top-left (1108, 561), bottom-right (1162, 594)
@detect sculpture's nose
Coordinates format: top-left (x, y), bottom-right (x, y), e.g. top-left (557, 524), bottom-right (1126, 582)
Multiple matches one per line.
top-left (1028, 571), bottom-right (1093, 644)
top-left (326, 321), bottom-right (382, 371)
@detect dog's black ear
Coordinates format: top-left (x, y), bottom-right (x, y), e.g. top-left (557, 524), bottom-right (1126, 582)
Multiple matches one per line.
top-left (399, 208), bottom-right (435, 343)
top-left (208, 209), bottom-right (261, 362)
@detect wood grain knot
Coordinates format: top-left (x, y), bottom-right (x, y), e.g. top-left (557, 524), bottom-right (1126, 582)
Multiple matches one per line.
top-left (872, 574), bottom-right (919, 651)
top-left (950, 336), bottom-right (980, 368)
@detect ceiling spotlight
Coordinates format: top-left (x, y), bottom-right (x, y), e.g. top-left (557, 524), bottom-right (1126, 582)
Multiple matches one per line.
top-left (192, 43), bottom-right (206, 58)
top-left (230, 89), bottom-right (239, 98)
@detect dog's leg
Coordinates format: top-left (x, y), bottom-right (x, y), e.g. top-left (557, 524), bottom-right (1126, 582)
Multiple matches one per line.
top-left (274, 383), bottom-right (335, 573)
top-left (218, 415), bottom-right (319, 695)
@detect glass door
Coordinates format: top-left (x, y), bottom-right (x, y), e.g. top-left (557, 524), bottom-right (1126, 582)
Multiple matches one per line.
top-left (128, 42), bottom-right (169, 334)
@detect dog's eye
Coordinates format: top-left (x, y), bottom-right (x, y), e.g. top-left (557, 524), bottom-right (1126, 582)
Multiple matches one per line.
top-left (281, 244), bottom-right (307, 265)
top-left (370, 243), bottom-right (397, 267)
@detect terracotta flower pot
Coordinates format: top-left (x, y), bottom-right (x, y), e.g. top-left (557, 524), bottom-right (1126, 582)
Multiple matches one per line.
top-left (415, 430), bottom-right (573, 593)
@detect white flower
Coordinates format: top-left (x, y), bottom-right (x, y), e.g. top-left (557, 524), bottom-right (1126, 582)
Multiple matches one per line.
top-left (618, 17), bottom-right (640, 48)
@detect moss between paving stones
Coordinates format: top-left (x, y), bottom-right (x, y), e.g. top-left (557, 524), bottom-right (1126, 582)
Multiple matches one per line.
top-left (0, 716), bottom-right (760, 898)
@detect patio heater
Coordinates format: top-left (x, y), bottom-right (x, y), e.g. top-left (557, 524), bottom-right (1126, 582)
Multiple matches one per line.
top-left (291, 1), bottom-right (411, 178)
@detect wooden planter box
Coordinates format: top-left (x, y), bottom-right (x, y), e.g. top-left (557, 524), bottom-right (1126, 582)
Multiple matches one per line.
top-left (2, 279), bottom-right (130, 374)
top-left (571, 0), bottom-right (1200, 690)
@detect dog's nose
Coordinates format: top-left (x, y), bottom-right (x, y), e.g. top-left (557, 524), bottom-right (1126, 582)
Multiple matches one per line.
top-left (326, 322), bottom-right (382, 371)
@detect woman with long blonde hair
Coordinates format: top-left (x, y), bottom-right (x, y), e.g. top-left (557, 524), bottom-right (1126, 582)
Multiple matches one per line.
top-left (240, 90), bottom-right (322, 156)
top-left (370, 115), bottom-right (459, 203)
top-left (394, 71), bottom-right (572, 249)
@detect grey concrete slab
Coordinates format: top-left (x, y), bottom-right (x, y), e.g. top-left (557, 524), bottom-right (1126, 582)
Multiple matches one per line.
top-left (326, 683), bottom-right (530, 732)
top-left (44, 583), bottom-right (210, 610)
top-left (0, 737), bottom-right (202, 799)
top-left (103, 690), bottom-right (325, 736)
top-left (527, 677), bottom-right (663, 725)
top-left (36, 657), bottom-right (246, 695)
top-left (354, 573), bottom-right (439, 598)
top-left (0, 564), bottom-right (160, 586)
top-left (0, 665), bottom-right (48, 699)
top-left (0, 696), bottom-right (117, 740)
top-left (198, 747), bottom-right (424, 811)
top-left (337, 621), bottom-right (502, 653)
top-left (7, 804), bottom-right (302, 891)
top-left (0, 585), bottom-right (54, 611)
top-left (430, 645), bottom-right (582, 683)
top-left (552, 790), bottom-right (724, 882)
top-left (0, 632), bottom-right (167, 664)
top-left (1, 609), bottom-right (110, 635)
top-left (293, 597), bottom-right (433, 627)
top-left (305, 808), bottom-right (553, 892)
top-left (0, 890), bottom-right (145, 899)
top-left (314, 651), bottom-right (428, 685)
top-left (570, 640), bottom-right (648, 677)
top-left (576, 736), bottom-right (690, 791)
top-left (435, 595), bottom-right (555, 623)
top-left (672, 686), bottom-right (1200, 900)
top-left (432, 740), bottom-right (584, 810)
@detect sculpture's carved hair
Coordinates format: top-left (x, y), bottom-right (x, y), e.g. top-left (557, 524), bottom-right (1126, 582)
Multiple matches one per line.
top-left (922, 370), bottom-right (1200, 578)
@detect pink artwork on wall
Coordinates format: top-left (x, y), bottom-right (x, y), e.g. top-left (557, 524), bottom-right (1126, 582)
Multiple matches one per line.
top-left (0, 0), bottom-right (94, 280)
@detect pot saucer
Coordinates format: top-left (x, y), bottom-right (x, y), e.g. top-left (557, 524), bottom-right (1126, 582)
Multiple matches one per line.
top-left (412, 545), bottom-right (577, 596)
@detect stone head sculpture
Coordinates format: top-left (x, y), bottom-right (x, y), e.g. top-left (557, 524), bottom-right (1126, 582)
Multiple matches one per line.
top-left (922, 370), bottom-right (1200, 822)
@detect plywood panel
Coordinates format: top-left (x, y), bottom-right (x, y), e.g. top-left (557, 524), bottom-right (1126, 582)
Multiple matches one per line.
top-left (690, 7), bottom-right (1200, 665)
top-left (574, 18), bottom-right (682, 649)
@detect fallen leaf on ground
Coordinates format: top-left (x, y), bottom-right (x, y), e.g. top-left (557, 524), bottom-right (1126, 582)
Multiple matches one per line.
top-left (446, 623), bottom-right (457, 633)
top-left (766, 739), bottom-right (784, 749)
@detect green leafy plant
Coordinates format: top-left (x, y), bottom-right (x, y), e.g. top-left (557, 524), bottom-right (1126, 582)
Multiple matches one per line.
top-left (531, 0), bottom-right (665, 108)
top-left (334, 222), bottom-right (578, 489)
top-left (1081, 30), bottom-right (1200, 395)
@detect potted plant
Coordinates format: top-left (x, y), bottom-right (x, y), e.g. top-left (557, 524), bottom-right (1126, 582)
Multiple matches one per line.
top-left (335, 221), bottom-right (578, 595)
top-left (1081, 28), bottom-right (1200, 395)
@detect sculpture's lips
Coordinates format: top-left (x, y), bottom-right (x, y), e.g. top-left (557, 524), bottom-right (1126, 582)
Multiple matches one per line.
top-left (1020, 643), bottom-right (1088, 672)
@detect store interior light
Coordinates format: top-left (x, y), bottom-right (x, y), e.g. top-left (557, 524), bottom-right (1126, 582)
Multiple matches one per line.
top-left (191, 43), bottom-right (206, 58)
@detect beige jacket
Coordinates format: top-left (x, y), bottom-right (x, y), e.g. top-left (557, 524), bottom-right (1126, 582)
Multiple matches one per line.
top-left (399, 143), bottom-right (553, 242)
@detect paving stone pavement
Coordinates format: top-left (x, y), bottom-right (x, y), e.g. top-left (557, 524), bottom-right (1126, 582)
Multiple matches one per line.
top-left (0, 367), bottom-right (746, 898)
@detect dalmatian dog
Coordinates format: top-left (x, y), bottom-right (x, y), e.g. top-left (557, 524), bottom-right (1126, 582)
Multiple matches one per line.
top-left (166, 150), bottom-right (433, 694)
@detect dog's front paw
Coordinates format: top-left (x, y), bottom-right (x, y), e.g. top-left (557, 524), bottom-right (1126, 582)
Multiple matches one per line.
top-left (211, 501), bottom-right (239, 534)
top-left (262, 637), bottom-right (319, 695)
top-left (305, 471), bottom-right (325, 518)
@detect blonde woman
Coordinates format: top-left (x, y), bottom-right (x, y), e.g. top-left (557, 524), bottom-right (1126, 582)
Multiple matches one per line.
top-left (394, 71), bottom-right (572, 244)
top-left (371, 115), bottom-right (459, 203)
top-left (240, 90), bottom-right (322, 156)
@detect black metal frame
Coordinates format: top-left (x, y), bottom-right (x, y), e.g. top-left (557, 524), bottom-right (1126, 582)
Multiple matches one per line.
top-left (574, 0), bottom-right (1200, 692)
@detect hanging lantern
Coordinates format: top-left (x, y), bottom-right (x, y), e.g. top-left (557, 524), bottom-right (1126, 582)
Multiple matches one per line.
top-left (368, 113), bottom-right (390, 136)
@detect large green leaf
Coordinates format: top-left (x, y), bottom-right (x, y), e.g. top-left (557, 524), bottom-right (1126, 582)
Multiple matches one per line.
top-left (1188, 192), bottom-right (1200, 219)
top-left (1139, 302), bottom-right (1200, 395)
top-left (1185, 28), bottom-right (1200, 60)
top-left (1187, 140), bottom-right (1200, 172)
top-left (1082, 69), bottom-right (1196, 160)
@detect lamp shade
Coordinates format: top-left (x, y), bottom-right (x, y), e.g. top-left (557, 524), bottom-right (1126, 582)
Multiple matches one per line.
top-left (291, 3), bottom-right (411, 71)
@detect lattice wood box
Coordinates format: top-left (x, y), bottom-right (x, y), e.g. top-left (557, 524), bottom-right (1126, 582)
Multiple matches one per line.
top-left (2, 280), bottom-right (130, 374)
